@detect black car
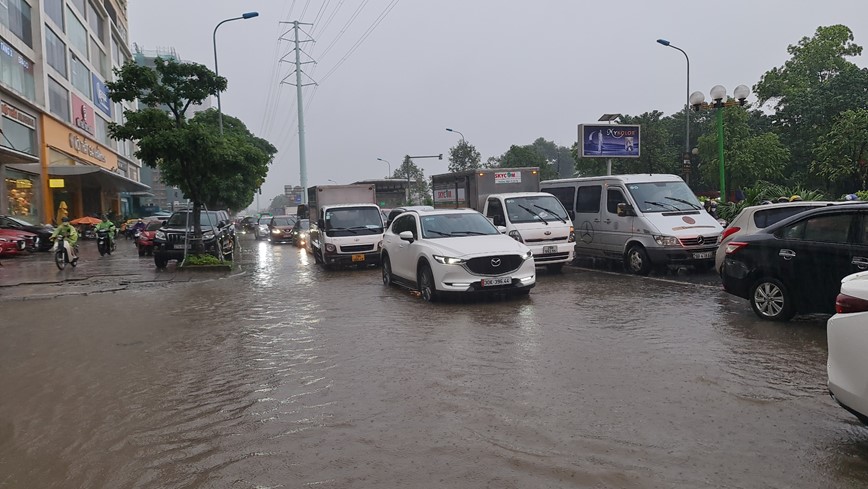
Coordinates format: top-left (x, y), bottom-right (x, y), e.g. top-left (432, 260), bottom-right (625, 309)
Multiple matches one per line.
top-left (721, 203), bottom-right (868, 321)
top-left (0, 215), bottom-right (54, 251)
top-left (291, 219), bottom-right (310, 247)
top-left (152, 210), bottom-right (235, 268)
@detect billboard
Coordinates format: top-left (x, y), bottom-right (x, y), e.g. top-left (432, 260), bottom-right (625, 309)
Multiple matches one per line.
top-left (71, 93), bottom-right (95, 135)
top-left (91, 74), bottom-right (112, 117)
top-left (433, 187), bottom-right (465, 204)
top-left (578, 124), bottom-right (640, 158)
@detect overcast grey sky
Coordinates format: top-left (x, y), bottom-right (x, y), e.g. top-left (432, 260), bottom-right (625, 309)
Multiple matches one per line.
top-left (129, 1), bottom-right (868, 208)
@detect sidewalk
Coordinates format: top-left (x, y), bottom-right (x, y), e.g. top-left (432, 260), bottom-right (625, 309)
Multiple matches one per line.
top-left (0, 237), bottom-right (235, 301)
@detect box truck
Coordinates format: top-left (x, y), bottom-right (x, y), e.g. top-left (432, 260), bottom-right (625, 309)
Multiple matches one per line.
top-left (431, 168), bottom-right (575, 272)
top-left (307, 184), bottom-right (384, 268)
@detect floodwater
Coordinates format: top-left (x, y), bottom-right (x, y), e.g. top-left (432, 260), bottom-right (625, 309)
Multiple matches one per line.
top-left (1, 238), bottom-right (867, 488)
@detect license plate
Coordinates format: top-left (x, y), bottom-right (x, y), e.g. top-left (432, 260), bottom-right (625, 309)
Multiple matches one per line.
top-left (351, 254), bottom-right (365, 262)
top-left (693, 251), bottom-right (713, 260)
top-left (481, 276), bottom-right (512, 287)
top-left (543, 245), bottom-right (557, 254)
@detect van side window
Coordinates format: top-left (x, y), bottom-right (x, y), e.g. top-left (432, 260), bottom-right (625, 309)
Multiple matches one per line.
top-left (486, 198), bottom-right (505, 226)
top-left (607, 188), bottom-right (626, 214)
top-left (544, 187), bottom-right (576, 214)
top-left (576, 186), bottom-right (602, 213)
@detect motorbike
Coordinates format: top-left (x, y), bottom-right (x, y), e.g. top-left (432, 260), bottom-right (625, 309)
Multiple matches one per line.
top-left (52, 235), bottom-right (77, 270)
top-left (96, 229), bottom-right (115, 256)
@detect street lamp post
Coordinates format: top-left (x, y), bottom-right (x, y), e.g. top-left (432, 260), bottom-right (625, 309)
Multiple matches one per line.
top-left (656, 38), bottom-right (691, 182)
top-left (376, 158), bottom-right (391, 178)
top-left (689, 84), bottom-right (751, 203)
top-left (445, 127), bottom-right (465, 143)
top-left (213, 11), bottom-right (259, 135)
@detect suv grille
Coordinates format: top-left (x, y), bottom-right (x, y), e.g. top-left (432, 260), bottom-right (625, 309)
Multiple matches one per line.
top-left (341, 244), bottom-right (374, 253)
top-left (463, 254), bottom-right (523, 275)
top-left (525, 236), bottom-right (568, 243)
top-left (679, 235), bottom-right (719, 247)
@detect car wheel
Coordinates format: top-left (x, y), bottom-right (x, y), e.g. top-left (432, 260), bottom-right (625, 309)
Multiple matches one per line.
top-left (138, 246), bottom-right (145, 257)
top-left (545, 263), bottom-right (563, 274)
top-left (625, 244), bottom-right (652, 276)
top-left (382, 255), bottom-right (393, 287)
top-left (154, 254), bottom-right (169, 269)
top-left (417, 263), bottom-right (438, 302)
top-left (750, 277), bottom-right (795, 321)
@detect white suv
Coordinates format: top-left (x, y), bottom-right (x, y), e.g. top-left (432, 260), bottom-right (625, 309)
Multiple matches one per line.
top-left (381, 208), bottom-right (535, 301)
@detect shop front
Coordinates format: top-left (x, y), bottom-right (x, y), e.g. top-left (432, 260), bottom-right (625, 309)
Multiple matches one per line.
top-left (0, 100), bottom-right (41, 223)
top-left (26, 114), bottom-right (150, 224)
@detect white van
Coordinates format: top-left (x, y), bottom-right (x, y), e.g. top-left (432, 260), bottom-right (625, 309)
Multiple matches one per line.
top-left (540, 174), bottom-right (722, 275)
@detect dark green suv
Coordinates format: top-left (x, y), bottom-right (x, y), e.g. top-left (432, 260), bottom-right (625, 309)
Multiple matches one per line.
top-left (152, 210), bottom-right (235, 268)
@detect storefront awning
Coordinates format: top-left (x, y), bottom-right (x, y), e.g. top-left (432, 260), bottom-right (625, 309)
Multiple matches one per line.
top-left (8, 162), bottom-right (152, 193)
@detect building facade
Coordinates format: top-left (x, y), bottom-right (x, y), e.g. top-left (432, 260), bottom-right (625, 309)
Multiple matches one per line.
top-left (0, 0), bottom-right (148, 225)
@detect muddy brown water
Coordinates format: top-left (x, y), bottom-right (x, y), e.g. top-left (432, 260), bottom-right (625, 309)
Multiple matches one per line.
top-left (1, 240), bottom-right (867, 488)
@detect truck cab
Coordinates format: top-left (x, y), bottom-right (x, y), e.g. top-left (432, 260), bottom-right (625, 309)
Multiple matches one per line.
top-left (482, 192), bottom-right (575, 272)
top-left (309, 203), bottom-right (384, 268)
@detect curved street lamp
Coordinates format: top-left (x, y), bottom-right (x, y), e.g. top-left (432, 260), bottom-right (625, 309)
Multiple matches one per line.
top-left (690, 84), bottom-right (751, 202)
top-left (445, 127), bottom-right (465, 143)
top-left (213, 12), bottom-right (259, 135)
top-left (656, 38), bottom-right (691, 181)
top-left (376, 158), bottom-right (391, 178)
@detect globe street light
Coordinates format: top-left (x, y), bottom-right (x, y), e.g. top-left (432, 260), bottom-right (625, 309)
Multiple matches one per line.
top-left (656, 38), bottom-right (691, 181)
top-left (445, 127), bottom-right (465, 143)
top-left (213, 12), bottom-right (259, 135)
top-left (376, 158), bottom-right (391, 178)
top-left (690, 84), bottom-right (751, 202)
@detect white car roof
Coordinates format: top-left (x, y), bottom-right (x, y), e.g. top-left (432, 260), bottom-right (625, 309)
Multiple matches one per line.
top-left (541, 173), bottom-right (684, 185)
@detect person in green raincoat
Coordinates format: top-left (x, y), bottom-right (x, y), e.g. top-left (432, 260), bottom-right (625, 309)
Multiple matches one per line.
top-left (50, 216), bottom-right (79, 263)
top-left (94, 214), bottom-right (117, 250)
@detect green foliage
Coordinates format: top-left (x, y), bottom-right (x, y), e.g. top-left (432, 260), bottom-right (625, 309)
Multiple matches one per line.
top-left (447, 140), bottom-right (481, 172)
top-left (486, 138), bottom-right (567, 180)
top-left (716, 181), bottom-right (828, 222)
top-left (391, 156), bottom-right (430, 205)
top-left (181, 253), bottom-right (224, 266)
top-left (811, 108), bottom-right (868, 190)
top-left (857, 191), bottom-right (868, 201)
top-left (269, 194), bottom-right (290, 212)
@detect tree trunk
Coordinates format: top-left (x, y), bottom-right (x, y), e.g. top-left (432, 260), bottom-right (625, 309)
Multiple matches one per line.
top-left (192, 201), bottom-right (204, 253)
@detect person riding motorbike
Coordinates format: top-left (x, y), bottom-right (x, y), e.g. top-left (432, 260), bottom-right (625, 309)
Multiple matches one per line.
top-left (50, 216), bottom-right (79, 263)
top-left (131, 218), bottom-right (146, 237)
top-left (94, 214), bottom-right (117, 250)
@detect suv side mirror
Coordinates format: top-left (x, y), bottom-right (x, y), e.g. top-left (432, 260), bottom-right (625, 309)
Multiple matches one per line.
top-left (616, 203), bottom-right (636, 217)
top-left (497, 225), bottom-right (507, 234)
top-left (217, 221), bottom-right (226, 229)
top-left (399, 230), bottom-right (414, 243)
top-left (317, 219), bottom-right (325, 229)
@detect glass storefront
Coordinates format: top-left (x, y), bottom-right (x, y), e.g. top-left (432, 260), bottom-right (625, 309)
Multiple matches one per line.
top-left (5, 168), bottom-right (39, 220)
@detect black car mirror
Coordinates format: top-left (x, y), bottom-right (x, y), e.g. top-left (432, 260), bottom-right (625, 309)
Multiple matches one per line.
top-left (317, 219), bottom-right (325, 229)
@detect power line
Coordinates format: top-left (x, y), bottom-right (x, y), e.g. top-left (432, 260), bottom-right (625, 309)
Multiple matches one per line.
top-left (319, 0), bottom-right (400, 84)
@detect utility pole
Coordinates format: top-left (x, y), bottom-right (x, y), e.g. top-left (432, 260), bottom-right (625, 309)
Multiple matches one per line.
top-left (405, 154), bottom-right (443, 205)
top-left (279, 21), bottom-right (316, 203)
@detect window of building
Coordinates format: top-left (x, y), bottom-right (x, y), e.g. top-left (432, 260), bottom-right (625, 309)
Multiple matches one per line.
top-left (5, 168), bottom-right (40, 219)
top-left (70, 54), bottom-right (90, 97)
top-left (66, 6), bottom-right (87, 56)
top-left (86, 2), bottom-right (104, 40)
top-left (48, 76), bottom-right (70, 121)
top-left (71, 0), bottom-right (86, 17)
top-left (1, 110), bottom-right (36, 155)
top-left (0, 39), bottom-right (35, 100)
top-left (45, 26), bottom-right (67, 78)
top-left (89, 37), bottom-right (108, 79)
top-left (0, 0), bottom-right (33, 47)
top-left (95, 114), bottom-right (108, 145)
top-left (110, 35), bottom-right (120, 67)
top-left (45, 0), bottom-right (64, 30)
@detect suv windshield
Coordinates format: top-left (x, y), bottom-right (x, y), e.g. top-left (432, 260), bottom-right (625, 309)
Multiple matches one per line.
top-left (421, 212), bottom-right (499, 239)
top-left (626, 182), bottom-right (701, 213)
top-left (324, 207), bottom-right (383, 237)
top-left (146, 221), bottom-right (162, 231)
top-left (271, 217), bottom-right (295, 226)
top-left (165, 212), bottom-right (222, 228)
top-left (504, 195), bottom-right (569, 224)
top-left (297, 219), bottom-right (310, 230)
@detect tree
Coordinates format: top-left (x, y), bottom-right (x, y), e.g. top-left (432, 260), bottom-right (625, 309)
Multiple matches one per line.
top-left (269, 194), bottom-right (290, 213)
top-left (392, 156), bottom-right (430, 205)
top-left (812, 108), bottom-right (868, 191)
top-left (487, 139), bottom-right (563, 180)
top-left (108, 58), bottom-right (276, 247)
top-left (447, 140), bottom-right (481, 172)
top-left (754, 25), bottom-right (868, 184)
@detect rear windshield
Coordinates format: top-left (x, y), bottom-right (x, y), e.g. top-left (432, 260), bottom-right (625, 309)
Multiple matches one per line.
top-left (753, 205), bottom-right (820, 228)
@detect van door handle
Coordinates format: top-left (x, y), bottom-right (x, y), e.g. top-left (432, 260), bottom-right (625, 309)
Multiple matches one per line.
top-left (853, 257), bottom-right (868, 269)
top-left (593, 218), bottom-right (600, 223)
top-left (603, 219), bottom-right (611, 224)
top-left (779, 249), bottom-right (796, 260)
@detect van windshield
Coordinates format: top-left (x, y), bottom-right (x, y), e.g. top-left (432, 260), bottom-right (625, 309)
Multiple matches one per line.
top-left (504, 195), bottom-right (569, 224)
top-left (325, 207), bottom-right (383, 237)
top-left (626, 182), bottom-right (701, 213)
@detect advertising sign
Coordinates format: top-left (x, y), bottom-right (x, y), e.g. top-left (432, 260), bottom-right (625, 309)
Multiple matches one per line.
top-left (494, 171), bottom-right (522, 184)
top-left (433, 187), bottom-right (466, 204)
top-left (91, 74), bottom-right (112, 117)
top-left (71, 93), bottom-right (95, 135)
top-left (579, 124), bottom-right (641, 158)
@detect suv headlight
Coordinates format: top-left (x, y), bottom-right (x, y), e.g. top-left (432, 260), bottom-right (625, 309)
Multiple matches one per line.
top-left (508, 230), bottom-right (523, 242)
top-left (155, 230), bottom-right (166, 240)
top-left (568, 226), bottom-right (575, 243)
top-left (203, 230), bottom-right (215, 240)
top-left (522, 250), bottom-right (533, 260)
top-left (653, 235), bottom-right (680, 247)
top-left (433, 255), bottom-right (465, 265)
top-left (272, 228), bottom-right (280, 234)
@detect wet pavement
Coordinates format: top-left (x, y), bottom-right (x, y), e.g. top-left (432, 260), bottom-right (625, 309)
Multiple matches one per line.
top-left (1, 235), bottom-right (866, 488)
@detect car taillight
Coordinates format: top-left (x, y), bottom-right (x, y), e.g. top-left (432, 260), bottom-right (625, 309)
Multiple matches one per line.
top-left (835, 293), bottom-right (868, 314)
top-left (725, 241), bottom-right (748, 254)
top-left (719, 226), bottom-right (741, 244)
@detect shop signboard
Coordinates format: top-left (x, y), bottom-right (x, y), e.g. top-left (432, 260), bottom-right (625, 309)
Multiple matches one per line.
top-left (49, 178), bottom-right (65, 188)
top-left (71, 93), bottom-right (95, 135)
top-left (91, 74), bottom-right (112, 117)
top-left (1, 101), bottom-right (36, 129)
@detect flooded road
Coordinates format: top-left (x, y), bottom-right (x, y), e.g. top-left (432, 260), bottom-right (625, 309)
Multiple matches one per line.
top-left (2, 238), bottom-right (867, 488)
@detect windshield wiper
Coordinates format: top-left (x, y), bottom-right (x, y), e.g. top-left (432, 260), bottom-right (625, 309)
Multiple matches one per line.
top-left (452, 230), bottom-right (487, 235)
top-left (665, 197), bottom-right (701, 210)
top-left (644, 200), bottom-right (680, 212)
top-left (328, 227), bottom-right (358, 234)
top-left (516, 204), bottom-right (548, 225)
top-left (426, 230), bottom-right (453, 237)
top-left (533, 204), bottom-right (567, 223)
top-left (347, 225), bottom-right (382, 232)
